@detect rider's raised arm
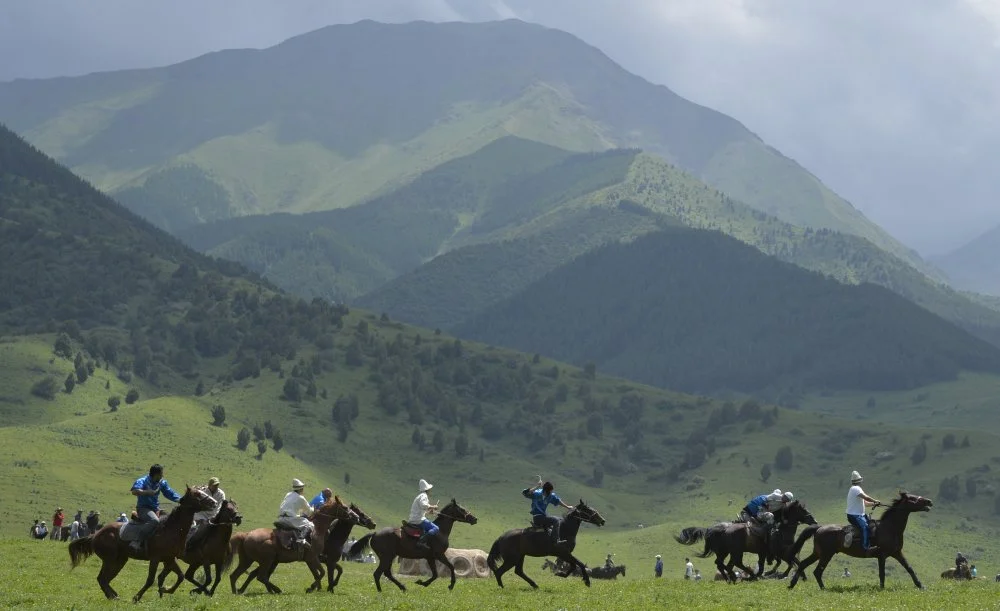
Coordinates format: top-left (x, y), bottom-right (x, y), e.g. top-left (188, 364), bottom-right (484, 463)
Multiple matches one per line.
top-left (159, 479), bottom-right (182, 503)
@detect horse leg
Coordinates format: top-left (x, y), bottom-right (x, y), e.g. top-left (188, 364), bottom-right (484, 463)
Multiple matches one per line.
top-left (331, 562), bottom-right (343, 587)
top-left (512, 555), bottom-right (539, 589)
top-left (160, 558), bottom-right (185, 596)
top-left (183, 562), bottom-right (204, 594)
top-left (732, 552), bottom-right (757, 581)
top-left (208, 561), bottom-right (223, 596)
top-left (892, 552), bottom-right (923, 589)
top-left (229, 556), bottom-right (253, 594)
top-left (558, 551), bottom-right (591, 587)
top-left (305, 556), bottom-right (325, 593)
top-left (788, 552), bottom-right (818, 589)
top-left (97, 556), bottom-right (126, 600)
top-left (812, 553), bottom-right (830, 589)
top-left (260, 559), bottom-right (283, 594)
top-left (380, 556), bottom-right (407, 592)
top-left (133, 559), bottom-right (160, 602)
top-left (877, 554), bottom-right (887, 589)
top-left (492, 553), bottom-right (514, 588)
top-left (438, 554), bottom-right (458, 591)
top-left (415, 553), bottom-right (440, 588)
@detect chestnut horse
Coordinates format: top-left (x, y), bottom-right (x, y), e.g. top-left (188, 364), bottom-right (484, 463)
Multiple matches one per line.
top-left (229, 497), bottom-right (354, 594)
top-left (68, 486), bottom-right (218, 601)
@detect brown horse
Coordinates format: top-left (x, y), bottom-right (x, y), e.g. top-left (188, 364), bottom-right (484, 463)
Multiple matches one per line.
top-left (166, 497), bottom-right (243, 596)
top-left (941, 565), bottom-right (973, 580)
top-left (325, 502), bottom-right (377, 592)
top-left (68, 486), bottom-right (218, 602)
top-left (487, 500), bottom-right (606, 589)
top-left (229, 497), bottom-right (353, 595)
top-left (788, 491), bottom-right (933, 589)
top-left (349, 498), bottom-right (479, 592)
top-left (675, 500), bottom-right (816, 583)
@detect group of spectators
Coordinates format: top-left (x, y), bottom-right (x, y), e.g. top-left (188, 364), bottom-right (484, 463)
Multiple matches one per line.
top-left (30, 507), bottom-right (126, 541)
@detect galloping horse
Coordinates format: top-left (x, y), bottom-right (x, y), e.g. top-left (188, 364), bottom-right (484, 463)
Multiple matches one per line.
top-left (229, 497), bottom-right (354, 594)
top-left (675, 500), bottom-right (816, 583)
top-left (68, 486), bottom-right (218, 601)
top-left (487, 500), bottom-right (606, 589)
top-left (589, 564), bottom-right (626, 580)
top-left (168, 497), bottom-right (243, 596)
top-left (788, 491), bottom-right (933, 589)
top-left (349, 499), bottom-right (478, 592)
top-left (324, 503), bottom-right (377, 593)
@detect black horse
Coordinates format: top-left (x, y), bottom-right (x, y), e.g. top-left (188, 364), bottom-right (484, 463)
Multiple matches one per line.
top-left (324, 503), bottom-right (376, 592)
top-left (487, 500), bottom-right (606, 589)
top-left (788, 491), bottom-right (932, 590)
top-left (675, 500), bottom-right (816, 582)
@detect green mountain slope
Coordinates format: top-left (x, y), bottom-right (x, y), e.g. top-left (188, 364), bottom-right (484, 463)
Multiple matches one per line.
top-left (3, 124), bottom-right (1000, 568)
top-left (0, 19), bottom-right (929, 275)
top-left (455, 228), bottom-right (1000, 394)
top-left (933, 224), bottom-right (1000, 296)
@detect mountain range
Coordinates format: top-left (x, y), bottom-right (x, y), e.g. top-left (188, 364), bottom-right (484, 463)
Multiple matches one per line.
top-left (934, 224), bottom-right (1000, 297)
top-left (0, 19), bottom-right (931, 278)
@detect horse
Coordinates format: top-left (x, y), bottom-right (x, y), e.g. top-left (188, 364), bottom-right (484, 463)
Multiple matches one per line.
top-left (349, 498), bottom-right (478, 592)
top-left (324, 503), bottom-right (377, 592)
top-left (166, 497), bottom-right (243, 596)
top-left (788, 491), bottom-right (933, 590)
top-left (675, 500), bottom-right (816, 583)
top-left (68, 486), bottom-right (218, 602)
top-left (487, 500), bottom-right (606, 589)
top-left (229, 497), bottom-right (354, 595)
top-left (589, 564), bottom-right (626, 579)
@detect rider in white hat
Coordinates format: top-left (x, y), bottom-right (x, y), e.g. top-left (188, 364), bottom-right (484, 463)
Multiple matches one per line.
top-left (408, 478), bottom-right (440, 550)
top-left (846, 470), bottom-right (880, 553)
top-left (276, 478), bottom-right (315, 541)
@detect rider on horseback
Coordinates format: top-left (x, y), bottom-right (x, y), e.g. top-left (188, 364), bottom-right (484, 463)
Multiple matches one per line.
top-left (409, 478), bottom-right (439, 551)
top-left (846, 470), bottom-right (880, 553)
top-left (186, 476), bottom-right (225, 552)
top-left (523, 477), bottom-right (574, 549)
top-left (737, 488), bottom-right (792, 563)
top-left (129, 464), bottom-right (182, 552)
top-left (276, 478), bottom-right (315, 546)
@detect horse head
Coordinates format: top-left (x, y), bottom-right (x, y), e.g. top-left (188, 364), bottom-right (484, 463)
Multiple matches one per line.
top-left (439, 499), bottom-right (478, 525)
top-left (894, 491), bottom-right (933, 513)
top-left (571, 500), bottom-right (606, 527)
top-left (349, 503), bottom-right (377, 530)
top-left (183, 485), bottom-right (219, 513)
top-left (314, 496), bottom-right (352, 524)
top-left (783, 500), bottom-right (817, 525)
top-left (215, 499), bottom-right (243, 526)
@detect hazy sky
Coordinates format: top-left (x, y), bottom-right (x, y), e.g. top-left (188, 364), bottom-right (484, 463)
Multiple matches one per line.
top-left (3, 0), bottom-right (998, 254)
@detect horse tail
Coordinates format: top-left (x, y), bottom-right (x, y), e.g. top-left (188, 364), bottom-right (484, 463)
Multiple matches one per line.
top-left (674, 527), bottom-right (705, 545)
top-left (789, 524), bottom-right (820, 558)
top-left (68, 535), bottom-right (94, 568)
top-left (222, 534), bottom-right (239, 575)
top-left (350, 533), bottom-right (373, 557)
top-left (696, 527), bottom-right (718, 559)
top-left (486, 536), bottom-right (504, 573)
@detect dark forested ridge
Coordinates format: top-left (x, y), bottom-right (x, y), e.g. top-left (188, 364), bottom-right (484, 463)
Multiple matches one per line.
top-left (456, 228), bottom-right (1000, 394)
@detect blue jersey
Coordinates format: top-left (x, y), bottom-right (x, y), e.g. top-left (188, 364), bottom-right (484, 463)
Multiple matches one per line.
top-left (746, 494), bottom-right (768, 515)
top-left (131, 474), bottom-right (181, 511)
top-left (309, 492), bottom-right (328, 509)
top-left (527, 489), bottom-right (562, 516)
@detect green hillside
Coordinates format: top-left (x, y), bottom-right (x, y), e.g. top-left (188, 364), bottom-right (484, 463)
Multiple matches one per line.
top-left (934, 223), bottom-right (1000, 297)
top-left (0, 19), bottom-right (929, 275)
top-left (455, 228), bottom-right (1000, 394)
top-left (3, 123), bottom-right (1000, 590)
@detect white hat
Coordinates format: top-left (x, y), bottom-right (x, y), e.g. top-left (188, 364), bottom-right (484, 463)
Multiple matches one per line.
top-left (418, 479), bottom-right (433, 492)
top-left (851, 471), bottom-right (863, 483)
top-left (772, 489), bottom-right (782, 496)
top-left (120, 513), bottom-right (127, 518)
top-left (783, 491), bottom-right (794, 502)
top-left (292, 478), bottom-right (305, 489)
top-left (655, 554), bottom-right (661, 559)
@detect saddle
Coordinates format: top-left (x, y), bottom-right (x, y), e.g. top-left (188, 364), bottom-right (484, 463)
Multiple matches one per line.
top-left (400, 521), bottom-right (422, 539)
top-left (744, 520), bottom-right (770, 540)
top-left (272, 522), bottom-right (310, 552)
top-left (842, 521), bottom-right (878, 548)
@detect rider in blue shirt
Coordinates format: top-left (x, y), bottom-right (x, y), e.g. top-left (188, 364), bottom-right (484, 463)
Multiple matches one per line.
top-left (129, 464), bottom-right (182, 552)
top-left (309, 487), bottom-right (332, 509)
top-left (523, 478), bottom-right (574, 548)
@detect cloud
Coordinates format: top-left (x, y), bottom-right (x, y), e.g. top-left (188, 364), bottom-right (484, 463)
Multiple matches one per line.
top-left (1, 0), bottom-right (997, 252)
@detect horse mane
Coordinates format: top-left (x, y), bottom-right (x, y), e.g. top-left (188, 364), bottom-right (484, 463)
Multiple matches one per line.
top-left (878, 491), bottom-right (911, 520)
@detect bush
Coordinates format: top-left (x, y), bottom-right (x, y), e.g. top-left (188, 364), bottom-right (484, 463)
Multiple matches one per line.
top-left (272, 431), bottom-right (284, 452)
top-left (774, 446), bottom-right (794, 471)
top-left (30, 377), bottom-right (58, 400)
top-left (64, 373), bottom-right (75, 394)
top-left (256, 440), bottom-right (267, 459)
top-left (211, 405), bottom-right (226, 427)
top-left (125, 389), bottom-right (139, 404)
top-left (942, 433), bottom-right (957, 450)
top-left (236, 427), bottom-right (251, 450)
top-left (760, 463), bottom-right (772, 483)
top-left (910, 441), bottom-right (927, 465)
top-left (107, 396), bottom-right (121, 412)
top-left (938, 475), bottom-right (960, 502)
top-left (454, 433), bottom-right (469, 457)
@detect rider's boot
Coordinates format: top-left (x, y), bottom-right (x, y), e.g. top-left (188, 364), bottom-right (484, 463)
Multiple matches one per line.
top-left (416, 533), bottom-right (431, 551)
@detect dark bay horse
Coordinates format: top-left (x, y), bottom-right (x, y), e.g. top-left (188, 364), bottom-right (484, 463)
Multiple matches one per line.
top-left (167, 498), bottom-right (243, 596)
top-left (349, 498), bottom-right (478, 592)
top-left (229, 497), bottom-right (354, 595)
top-left (788, 491), bottom-right (933, 590)
top-left (675, 500), bottom-right (816, 583)
top-left (325, 503), bottom-right (377, 592)
top-left (487, 500), bottom-right (606, 589)
top-left (68, 486), bottom-right (218, 601)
